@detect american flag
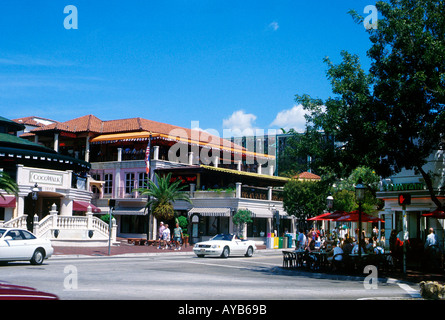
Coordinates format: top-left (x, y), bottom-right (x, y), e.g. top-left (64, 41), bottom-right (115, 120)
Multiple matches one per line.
top-left (145, 135), bottom-right (151, 174)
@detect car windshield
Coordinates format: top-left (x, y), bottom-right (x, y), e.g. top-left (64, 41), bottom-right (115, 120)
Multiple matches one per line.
top-left (0, 229), bottom-right (5, 238)
top-left (211, 234), bottom-right (234, 241)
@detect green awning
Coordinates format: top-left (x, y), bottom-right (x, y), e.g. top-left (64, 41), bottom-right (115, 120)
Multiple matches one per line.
top-left (0, 146), bottom-right (91, 170)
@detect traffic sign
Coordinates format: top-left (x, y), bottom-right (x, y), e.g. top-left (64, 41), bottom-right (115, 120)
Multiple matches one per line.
top-left (398, 193), bottom-right (411, 205)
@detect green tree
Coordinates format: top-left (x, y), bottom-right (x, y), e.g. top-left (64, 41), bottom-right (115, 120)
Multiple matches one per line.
top-left (282, 179), bottom-right (329, 221)
top-left (333, 166), bottom-right (383, 214)
top-left (0, 171), bottom-right (18, 199)
top-left (295, 0), bottom-right (445, 208)
top-left (232, 209), bottom-right (253, 238)
top-left (135, 173), bottom-right (192, 221)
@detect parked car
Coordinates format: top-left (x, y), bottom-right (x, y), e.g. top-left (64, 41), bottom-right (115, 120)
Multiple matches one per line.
top-left (0, 281), bottom-right (58, 300)
top-left (0, 228), bottom-right (54, 265)
top-left (193, 233), bottom-right (256, 258)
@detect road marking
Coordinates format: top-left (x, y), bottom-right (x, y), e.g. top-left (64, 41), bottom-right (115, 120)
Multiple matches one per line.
top-left (397, 283), bottom-right (421, 298)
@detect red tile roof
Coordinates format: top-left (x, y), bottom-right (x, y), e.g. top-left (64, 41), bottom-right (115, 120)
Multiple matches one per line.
top-left (30, 115), bottom-right (247, 152)
top-left (12, 116), bottom-right (58, 127)
top-left (295, 171), bottom-right (321, 180)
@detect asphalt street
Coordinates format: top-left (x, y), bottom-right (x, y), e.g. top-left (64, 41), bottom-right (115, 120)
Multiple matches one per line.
top-left (0, 250), bottom-right (422, 301)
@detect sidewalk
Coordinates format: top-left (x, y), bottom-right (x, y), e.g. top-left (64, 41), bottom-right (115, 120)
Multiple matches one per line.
top-left (52, 241), bottom-right (443, 285)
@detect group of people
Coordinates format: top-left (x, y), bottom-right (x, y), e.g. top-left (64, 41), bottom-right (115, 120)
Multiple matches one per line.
top-left (157, 221), bottom-right (184, 250)
top-left (295, 227), bottom-right (386, 270)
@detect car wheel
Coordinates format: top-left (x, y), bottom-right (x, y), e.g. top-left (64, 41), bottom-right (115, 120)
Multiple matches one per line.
top-left (221, 246), bottom-right (230, 258)
top-left (30, 249), bottom-right (45, 265)
top-left (245, 246), bottom-right (254, 257)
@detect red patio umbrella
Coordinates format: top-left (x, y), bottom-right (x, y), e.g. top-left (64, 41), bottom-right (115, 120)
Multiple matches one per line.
top-left (307, 212), bottom-right (333, 221)
top-left (422, 209), bottom-right (445, 219)
top-left (335, 210), bottom-right (384, 222)
top-left (308, 210), bottom-right (347, 221)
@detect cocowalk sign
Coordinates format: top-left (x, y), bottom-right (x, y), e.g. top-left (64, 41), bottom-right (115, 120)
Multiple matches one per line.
top-left (29, 171), bottom-right (63, 186)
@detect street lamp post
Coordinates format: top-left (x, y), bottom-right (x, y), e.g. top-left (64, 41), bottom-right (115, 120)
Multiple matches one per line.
top-left (326, 194), bottom-right (333, 233)
top-left (30, 183), bottom-right (39, 231)
top-left (355, 179), bottom-right (366, 260)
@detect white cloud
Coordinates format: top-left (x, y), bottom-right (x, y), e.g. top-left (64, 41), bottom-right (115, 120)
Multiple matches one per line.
top-left (268, 21), bottom-right (279, 31)
top-left (222, 110), bottom-right (258, 137)
top-left (270, 104), bottom-right (309, 133)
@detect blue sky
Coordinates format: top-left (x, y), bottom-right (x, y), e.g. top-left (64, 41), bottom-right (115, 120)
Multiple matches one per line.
top-left (0, 1), bottom-right (377, 136)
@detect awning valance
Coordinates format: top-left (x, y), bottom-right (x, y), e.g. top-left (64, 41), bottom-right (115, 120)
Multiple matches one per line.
top-left (113, 207), bottom-right (147, 216)
top-left (0, 196), bottom-right (16, 208)
top-left (249, 208), bottom-right (273, 218)
top-left (73, 201), bottom-right (101, 213)
top-left (188, 207), bottom-right (231, 217)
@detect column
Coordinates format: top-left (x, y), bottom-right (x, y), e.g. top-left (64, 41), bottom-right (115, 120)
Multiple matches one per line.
top-left (235, 182), bottom-right (242, 198)
top-left (60, 198), bottom-right (73, 216)
top-left (117, 148), bottom-right (123, 162)
top-left (213, 156), bottom-right (219, 168)
top-left (267, 186), bottom-right (272, 201)
top-left (85, 136), bottom-right (90, 162)
top-left (54, 133), bottom-right (59, 152)
top-left (257, 165), bottom-right (262, 175)
top-left (188, 151), bottom-right (194, 165)
top-left (153, 146), bottom-right (160, 160)
top-left (237, 160), bottom-right (242, 171)
top-left (190, 183), bottom-right (196, 198)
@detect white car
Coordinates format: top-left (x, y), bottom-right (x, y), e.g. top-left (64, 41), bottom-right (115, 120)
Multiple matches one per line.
top-left (193, 234), bottom-right (256, 258)
top-left (0, 228), bottom-right (54, 265)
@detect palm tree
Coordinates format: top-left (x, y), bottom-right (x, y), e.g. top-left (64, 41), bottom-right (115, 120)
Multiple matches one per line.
top-left (0, 170), bottom-right (18, 199)
top-left (135, 172), bottom-right (192, 221)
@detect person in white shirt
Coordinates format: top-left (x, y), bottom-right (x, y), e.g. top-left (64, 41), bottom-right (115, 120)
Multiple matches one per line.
top-left (328, 242), bottom-right (343, 270)
top-left (297, 229), bottom-right (307, 250)
top-left (162, 224), bottom-right (171, 249)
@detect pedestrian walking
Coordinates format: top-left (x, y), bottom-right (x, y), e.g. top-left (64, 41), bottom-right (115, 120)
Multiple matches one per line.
top-left (157, 221), bottom-right (165, 249)
top-left (173, 223), bottom-right (183, 250)
top-left (162, 224), bottom-right (171, 249)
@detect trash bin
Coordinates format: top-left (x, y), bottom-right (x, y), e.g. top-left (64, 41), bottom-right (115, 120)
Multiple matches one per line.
top-left (287, 235), bottom-right (293, 248)
top-left (283, 236), bottom-right (288, 248)
top-left (278, 237), bottom-right (284, 249)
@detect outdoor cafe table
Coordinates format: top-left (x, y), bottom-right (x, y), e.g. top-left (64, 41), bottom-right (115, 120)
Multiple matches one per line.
top-left (308, 251), bottom-right (329, 271)
top-left (283, 249), bottom-right (330, 270)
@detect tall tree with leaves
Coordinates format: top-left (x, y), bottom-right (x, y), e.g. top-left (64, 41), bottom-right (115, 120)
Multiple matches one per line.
top-left (295, 0), bottom-right (445, 208)
top-left (135, 172), bottom-right (192, 221)
top-left (282, 179), bottom-right (330, 223)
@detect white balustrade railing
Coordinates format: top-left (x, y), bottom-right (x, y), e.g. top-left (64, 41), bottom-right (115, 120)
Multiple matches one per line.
top-left (30, 203), bottom-right (117, 242)
top-left (2, 215), bottom-right (28, 229)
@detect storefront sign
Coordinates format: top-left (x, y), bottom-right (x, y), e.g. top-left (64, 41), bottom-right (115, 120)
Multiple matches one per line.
top-left (60, 131), bottom-right (77, 138)
top-left (30, 171), bottom-right (63, 186)
top-left (382, 182), bottom-right (424, 192)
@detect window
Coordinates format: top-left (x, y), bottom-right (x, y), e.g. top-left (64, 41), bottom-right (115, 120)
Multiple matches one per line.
top-left (7, 230), bottom-right (24, 240)
top-left (104, 173), bottom-right (113, 194)
top-left (20, 230), bottom-right (36, 240)
top-left (125, 173), bottom-right (135, 194)
top-left (138, 172), bottom-right (148, 189)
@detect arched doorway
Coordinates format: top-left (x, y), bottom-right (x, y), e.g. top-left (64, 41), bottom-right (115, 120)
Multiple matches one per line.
top-left (25, 191), bottom-right (63, 231)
